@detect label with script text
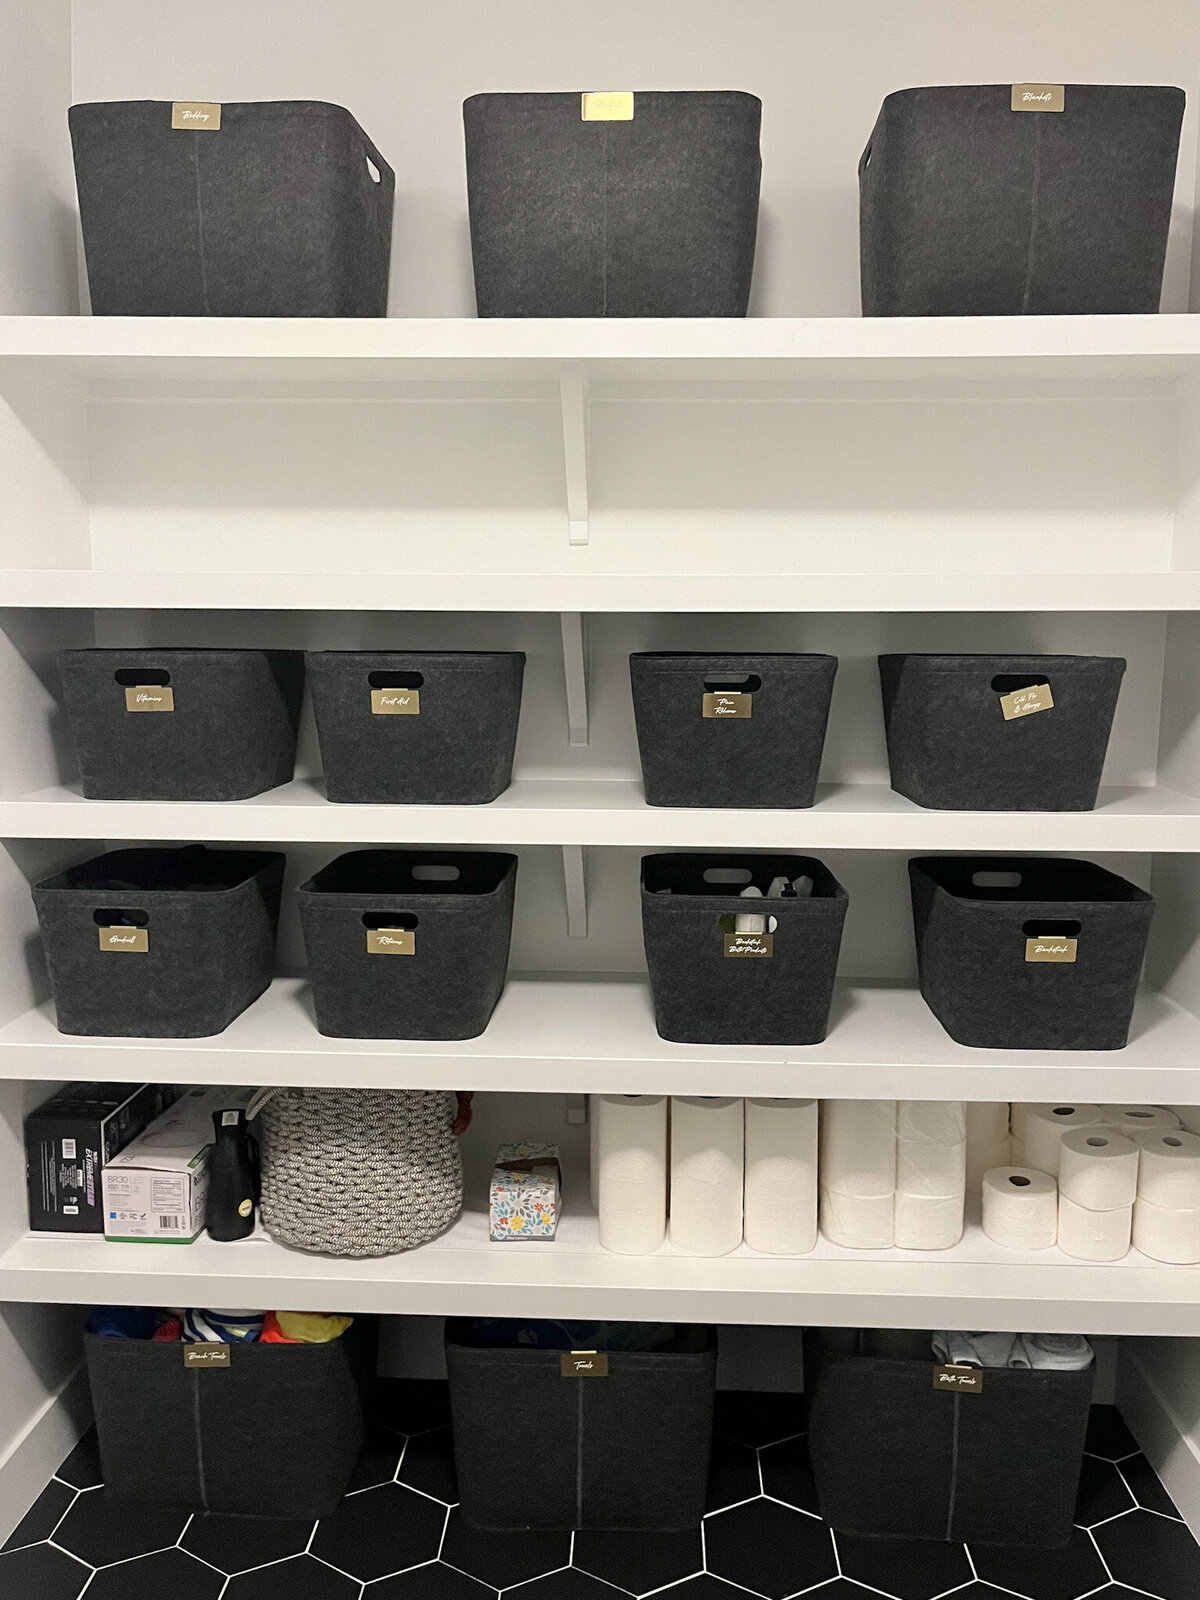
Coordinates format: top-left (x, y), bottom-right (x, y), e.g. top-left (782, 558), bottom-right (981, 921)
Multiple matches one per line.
top-left (1011, 84), bottom-right (1065, 112)
top-left (367, 928), bottom-right (415, 955)
top-left (99, 927), bottom-right (149, 953)
top-left (172, 102), bottom-right (222, 130)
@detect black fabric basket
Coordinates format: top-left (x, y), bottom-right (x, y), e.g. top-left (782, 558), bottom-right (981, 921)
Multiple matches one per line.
top-left (909, 856), bottom-right (1154, 1051)
top-left (630, 653), bottom-right (837, 809)
top-left (86, 1321), bottom-right (374, 1517)
top-left (805, 1333), bottom-right (1093, 1548)
top-left (33, 845), bottom-right (285, 1038)
top-left (446, 1321), bottom-right (716, 1531)
top-left (859, 84), bottom-right (1184, 316)
top-left (306, 651), bottom-right (525, 804)
top-left (640, 853), bottom-right (848, 1046)
top-left (70, 100), bottom-right (394, 316)
top-left (298, 850), bottom-right (517, 1040)
top-left (879, 655), bottom-right (1125, 812)
top-left (463, 91), bottom-right (761, 316)
top-left (58, 649), bottom-right (305, 802)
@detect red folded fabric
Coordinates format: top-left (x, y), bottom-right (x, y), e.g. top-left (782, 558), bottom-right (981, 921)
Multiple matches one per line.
top-left (260, 1311), bottom-right (301, 1344)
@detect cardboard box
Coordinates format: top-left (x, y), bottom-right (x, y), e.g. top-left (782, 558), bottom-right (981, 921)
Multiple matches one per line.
top-left (26, 1083), bottom-right (162, 1233)
top-left (489, 1142), bottom-right (561, 1241)
top-left (102, 1086), bottom-right (252, 1243)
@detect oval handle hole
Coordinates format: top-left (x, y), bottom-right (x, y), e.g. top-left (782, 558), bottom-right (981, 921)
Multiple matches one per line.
top-left (704, 867), bottom-right (753, 885)
top-left (368, 671), bottom-right (424, 689)
top-left (362, 912), bottom-right (418, 930)
top-left (703, 675), bottom-right (762, 693)
top-left (1023, 919), bottom-right (1082, 938)
top-left (92, 908), bottom-right (149, 926)
top-left (366, 157), bottom-right (381, 184)
top-left (973, 870), bottom-right (1022, 889)
top-left (412, 864), bottom-right (460, 882)
top-left (991, 674), bottom-right (1047, 694)
top-left (115, 668), bottom-right (170, 687)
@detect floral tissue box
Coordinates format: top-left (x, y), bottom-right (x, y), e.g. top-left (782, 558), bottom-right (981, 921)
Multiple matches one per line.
top-left (489, 1142), bottom-right (561, 1241)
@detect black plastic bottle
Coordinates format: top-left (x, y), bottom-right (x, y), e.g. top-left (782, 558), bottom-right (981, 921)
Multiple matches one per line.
top-left (206, 1108), bottom-right (256, 1241)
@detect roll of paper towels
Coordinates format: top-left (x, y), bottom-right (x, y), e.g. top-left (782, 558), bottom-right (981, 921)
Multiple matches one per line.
top-left (1099, 1105), bottom-right (1181, 1137)
top-left (982, 1166), bottom-right (1058, 1251)
top-left (1023, 1104), bottom-right (1103, 1178)
top-left (1058, 1194), bottom-right (1132, 1262)
top-left (966, 1102), bottom-right (1010, 1145)
top-left (894, 1189), bottom-right (964, 1250)
top-left (896, 1137), bottom-right (966, 1198)
top-left (820, 1187), bottom-right (893, 1249)
top-left (1136, 1130), bottom-right (1200, 1210)
top-left (967, 1137), bottom-right (1011, 1193)
top-left (1058, 1129), bottom-right (1139, 1211)
top-left (1133, 1196), bottom-right (1200, 1264)
top-left (897, 1101), bottom-right (965, 1144)
top-left (669, 1096), bottom-right (744, 1256)
top-left (744, 1097), bottom-right (818, 1256)
top-left (820, 1100), bottom-right (896, 1197)
top-left (595, 1094), bottom-right (668, 1256)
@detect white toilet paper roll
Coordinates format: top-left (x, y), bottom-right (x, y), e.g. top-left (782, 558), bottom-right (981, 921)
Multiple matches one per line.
top-left (819, 1187), bottom-right (894, 1249)
top-left (894, 1190), bottom-right (964, 1250)
top-left (744, 1097), bottom-right (818, 1256)
top-left (896, 1137), bottom-right (966, 1198)
top-left (1133, 1195), bottom-right (1200, 1264)
top-left (1023, 1104), bottom-right (1104, 1178)
top-left (595, 1094), bottom-right (669, 1256)
top-left (897, 1102), bottom-right (966, 1144)
top-left (1058, 1129), bottom-right (1139, 1211)
top-left (966, 1102), bottom-right (1010, 1146)
top-left (820, 1100), bottom-right (896, 1198)
top-left (1057, 1194), bottom-right (1132, 1262)
top-left (967, 1136), bottom-right (1012, 1193)
top-left (669, 1096), bottom-right (744, 1256)
top-left (1136, 1130), bottom-right (1200, 1210)
top-left (1099, 1105), bottom-right (1182, 1137)
top-left (981, 1166), bottom-right (1058, 1251)
top-left (1167, 1107), bottom-right (1200, 1136)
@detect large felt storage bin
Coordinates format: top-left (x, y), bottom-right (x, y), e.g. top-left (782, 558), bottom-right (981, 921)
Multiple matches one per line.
top-left (299, 850), bottom-right (517, 1040)
top-left (70, 100), bottom-right (394, 316)
top-left (909, 856), bottom-right (1155, 1050)
top-left (641, 853), bottom-right (848, 1045)
top-left (446, 1321), bottom-right (716, 1530)
top-left (879, 654), bottom-right (1125, 811)
top-left (33, 845), bottom-right (285, 1038)
top-left (464, 92), bottom-right (761, 316)
top-left (59, 648), bottom-right (305, 802)
top-left (306, 651), bottom-right (525, 804)
top-left (630, 653), bottom-right (837, 809)
top-left (859, 84), bottom-right (1185, 316)
top-left (86, 1321), bottom-right (373, 1516)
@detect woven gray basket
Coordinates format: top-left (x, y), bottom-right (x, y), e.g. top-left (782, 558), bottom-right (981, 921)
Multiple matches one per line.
top-left (249, 1088), bottom-right (462, 1257)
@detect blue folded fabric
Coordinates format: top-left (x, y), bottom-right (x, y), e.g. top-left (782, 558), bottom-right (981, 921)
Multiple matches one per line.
top-left (86, 1306), bottom-right (161, 1340)
top-left (182, 1309), bottom-right (264, 1344)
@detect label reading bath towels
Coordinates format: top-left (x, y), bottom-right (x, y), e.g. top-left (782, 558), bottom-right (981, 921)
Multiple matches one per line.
top-left (581, 92), bottom-right (634, 122)
top-left (171, 102), bottom-right (222, 130)
top-left (371, 688), bottom-right (420, 715)
top-left (934, 1365), bottom-right (983, 1393)
top-left (367, 928), bottom-right (415, 955)
top-left (999, 683), bottom-right (1053, 721)
top-left (725, 932), bottom-right (773, 958)
top-left (561, 1351), bottom-right (609, 1378)
top-left (125, 686), bottom-right (174, 712)
top-left (1026, 937), bottom-right (1078, 964)
top-left (703, 692), bottom-right (752, 719)
top-left (1011, 84), bottom-right (1065, 112)
top-left (99, 926), bottom-right (148, 953)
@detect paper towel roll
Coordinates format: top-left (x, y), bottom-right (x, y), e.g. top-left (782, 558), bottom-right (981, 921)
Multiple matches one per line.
top-left (819, 1187), bottom-right (893, 1249)
top-left (820, 1100), bottom-right (896, 1197)
top-left (967, 1136), bottom-right (1012, 1193)
top-left (1023, 1104), bottom-right (1104, 1178)
top-left (981, 1166), bottom-right (1058, 1251)
top-left (1136, 1130), bottom-right (1200, 1210)
top-left (744, 1097), bottom-right (817, 1256)
top-left (1057, 1193), bottom-right (1132, 1262)
top-left (669, 1096), bottom-right (744, 1256)
top-left (966, 1102), bottom-right (1010, 1145)
top-left (1099, 1105), bottom-right (1182, 1137)
top-left (894, 1189), bottom-right (964, 1250)
top-left (1058, 1129), bottom-right (1139, 1211)
top-left (897, 1102), bottom-right (966, 1144)
top-left (595, 1094), bottom-right (669, 1256)
top-left (1133, 1195), bottom-right (1200, 1264)
top-left (896, 1137), bottom-right (966, 1198)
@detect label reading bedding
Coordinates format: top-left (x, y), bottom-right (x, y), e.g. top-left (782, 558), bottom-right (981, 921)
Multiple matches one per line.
top-left (171, 102), bottom-right (222, 130)
top-left (999, 683), bottom-right (1053, 721)
top-left (581, 92), bottom-right (634, 121)
top-left (1011, 84), bottom-right (1065, 112)
top-left (99, 927), bottom-right (148, 953)
top-left (371, 688), bottom-right (420, 715)
top-left (703, 692), bottom-right (752, 719)
top-left (725, 932), bottom-right (773, 958)
top-left (367, 928), bottom-right (415, 955)
top-left (1025, 937), bottom-right (1078, 963)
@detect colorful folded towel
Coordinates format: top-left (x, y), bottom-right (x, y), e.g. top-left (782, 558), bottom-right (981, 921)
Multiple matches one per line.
top-left (182, 1309), bottom-right (265, 1344)
top-left (262, 1310), bottom-right (353, 1344)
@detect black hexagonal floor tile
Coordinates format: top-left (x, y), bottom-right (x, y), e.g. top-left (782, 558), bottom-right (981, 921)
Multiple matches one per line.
top-left (759, 1434), bottom-right (819, 1515)
top-left (713, 1389), bottom-right (806, 1448)
top-left (1119, 1453), bottom-right (1183, 1520)
top-left (1094, 1507), bottom-right (1200, 1600)
top-left (704, 1496), bottom-right (837, 1598)
top-left (1074, 1454), bottom-right (1135, 1528)
top-left (504, 1571), bottom-right (625, 1598)
top-left (376, 1378), bottom-right (452, 1436)
top-left (1084, 1406), bottom-right (1138, 1462)
top-left (54, 1486), bottom-right (188, 1566)
top-left (575, 1526), bottom-right (703, 1595)
top-left (84, 1546), bottom-right (224, 1600)
top-left (56, 1429), bottom-right (103, 1490)
top-left (346, 1426), bottom-right (405, 1492)
top-left (705, 1433), bottom-right (761, 1513)
top-left (971, 1525), bottom-right (1108, 1600)
top-left (223, 1552), bottom-right (361, 1599)
top-left (310, 1480), bottom-right (446, 1582)
top-left (2, 1477), bottom-right (75, 1550)
top-left (181, 1511), bottom-right (314, 1574)
top-left (372, 1561), bottom-right (495, 1598)
top-left (397, 1425), bottom-right (458, 1504)
top-left (439, 1507), bottom-right (570, 1589)
top-left (835, 1531), bottom-right (973, 1599)
top-left (0, 1540), bottom-right (89, 1600)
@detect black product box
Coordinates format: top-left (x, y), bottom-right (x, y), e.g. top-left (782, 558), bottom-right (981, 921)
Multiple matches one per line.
top-left (26, 1083), bottom-right (163, 1232)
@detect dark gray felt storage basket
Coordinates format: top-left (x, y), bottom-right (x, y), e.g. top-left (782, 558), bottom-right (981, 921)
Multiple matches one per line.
top-left (464, 92), bottom-right (761, 316)
top-left (630, 653), bottom-right (837, 809)
top-left (860, 84), bottom-right (1185, 316)
top-left (306, 650), bottom-right (525, 804)
top-left (33, 845), bottom-right (285, 1038)
top-left (70, 100), bottom-right (394, 316)
top-left (910, 856), bottom-right (1155, 1051)
top-left (641, 853), bottom-right (848, 1046)
top-left (879, 654), bottom-right (1125, 811)
top-left (86, 1321), bottom-right (373, 1516)
top-left (59, 648), bottom-right (305, 802)
top-left (299, 849), bottom-right (517, 1040)
top-left (446, 1321), bottom-right (715, 1530)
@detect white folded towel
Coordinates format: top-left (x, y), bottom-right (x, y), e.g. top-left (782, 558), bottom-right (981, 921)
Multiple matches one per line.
top-left (1017, 1333), bottom-right (1094, 1371)
top-left (931, 1330), bottom-right (1016, 1368)
top-left (931, 1330), bottom-right (1093, 1370)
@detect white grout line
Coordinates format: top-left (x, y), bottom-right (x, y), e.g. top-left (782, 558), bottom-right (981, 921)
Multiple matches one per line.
top-left (829, 1526), bottom-right (842, 1579)
top-left (226, 1549), bottom-right (316, 1580)
top-left (637, 1568), bottom-right (706, 1598)
top-left (1, 1481), bottom-right (81, 1556)
top-left (182, 1546), bottom-right (230, 1578)
top-left (1114, 1457), bottom-right (1187, 1524)
top-left (392, 1435), bottom-right (410, 1484)
top-left (310, 1550), bottom-right (364, 1582)
top-left (704, 1494), bottom-right (769, 1520)
top-left (72, 1542), bottom-right (180, 1572)
top-left (174, 1512), bottom-right (194, 1548)
top-left (756, 1444), bottom-right (766, 1498)
top-left (434, 1503), bottom-right (450, 1562)
top-left (759, 1492), bottom-right (821, 1520)
top-left (45, 1541), bottom-right (94, 1570)
top-left (305, 1520), bottom-right (319, 1555)
top-left (1087, 1524), bottom-right (1116, 1587)
top-left (963, 1545), bottom-right (978, 1582)
top-left (1083, 1506), bottom-right (1140, 1533)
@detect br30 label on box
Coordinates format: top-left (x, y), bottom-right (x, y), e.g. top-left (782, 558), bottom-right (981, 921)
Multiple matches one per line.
top-left (371, 689), bottom-right (420, 715)
top-left (99, 927), bottom-right (148, 953)
top-left (126, 686), bottom-right (174, 712)
top-left (999, 683), bottom-right (1053, 720)
top-left (725, 932), bottom-right (773, 958)
top-left (172, 101), bottom-right (222, 130)
top-left (367, 928), bottom-right (415, 955)
top-left (934, 1364), bottom-right (983, 1393)
top-left (561, 1351), bottom-right (609, 1377)
top-left (581, 92), bottom-right (634, 122)
top-left (1026, 937), bottom-right (1078, 963)
top-left (703, 692), bottom-right (752, 719)
top-left (1011, 84), bottom-right (1065, 112)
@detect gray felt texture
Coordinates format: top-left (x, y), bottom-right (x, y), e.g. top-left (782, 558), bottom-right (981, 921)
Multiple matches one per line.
top-left (909, 855), bottom-right (1155, 1050)
top-left (446, 1322), bottom-right (715, 1530)
top-left (70, 100), bottom-right (394, 316)
top-left (641, 853), bottom-right (848, 1045)
top-left (878, 654), bottom-right (1125, 811)
top-left (464, 91), bottom-right (761, 316)
top-left (33, 845), bottom-right (285, 1038)
top-left (59, 648), bottom-right (305, 802)
top-left (860, 84), bottom-right (1184, 316)
top-left (299, 850), bottom-right (517, 1040)
top-left (307, 651), bottom-right (525, 804)
top-left (630, 653), bottom-right (837, 809)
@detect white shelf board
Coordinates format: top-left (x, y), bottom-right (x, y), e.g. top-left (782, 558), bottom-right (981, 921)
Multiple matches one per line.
top-left (3, 975), bottom-right (1198, 1102)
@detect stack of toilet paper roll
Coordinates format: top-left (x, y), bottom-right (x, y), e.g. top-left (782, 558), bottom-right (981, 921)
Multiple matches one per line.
top-left (982, 1166), bottom-right (1059, 1250)
top-left (1056, 1128), bottom-right (1138, 1261)
top-left (1133, 1128), bottom-right (1200, 1264)
top-left (743, 1097), bottom-right (818, 1255)
top-left (1019, 1103), bottom-right (1104, 1178)
top-left (966, 1102), bottom-right (1011, 1192)
top-left (592, 1093), bottom-right (670, 1255)
top-left (819, 1099), bottom-right (896, 1248)
top-left (668, 1095), bottom-right (745, 1256)
top-left (894, 1101), bottom-right (966, 1249)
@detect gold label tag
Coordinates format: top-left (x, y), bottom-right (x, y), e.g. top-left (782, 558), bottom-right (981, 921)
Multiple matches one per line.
top-left (184, 1346), bottom-right (230, 1367)
top-left (371, 688), bottom-right (420, 715)
top-left (367, 928), bottom-right (415, 955)
top-left (99, 926), bottom-right (148, 953)
top-left (172, 101), bottom-right (222, 130)
top-left (1000, 683), bottom-right (1053, 721)
top-left (1026, 937), bottom-right (1078, 963)
top-left (561, 1351), bottom-right (609, 1378)
top-left (125, 686), bottom-right (174, 712)
top-left (934, 1364), bottom-right (983, 1393)
top-left (581, 91), bottom-right (634, 122)
top-left (725, 932), bottom-right (773, 958)
top-left (703, 692), bottom-right (752, 719)
top-left (1011, 84), bottom-right (1065, 112)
